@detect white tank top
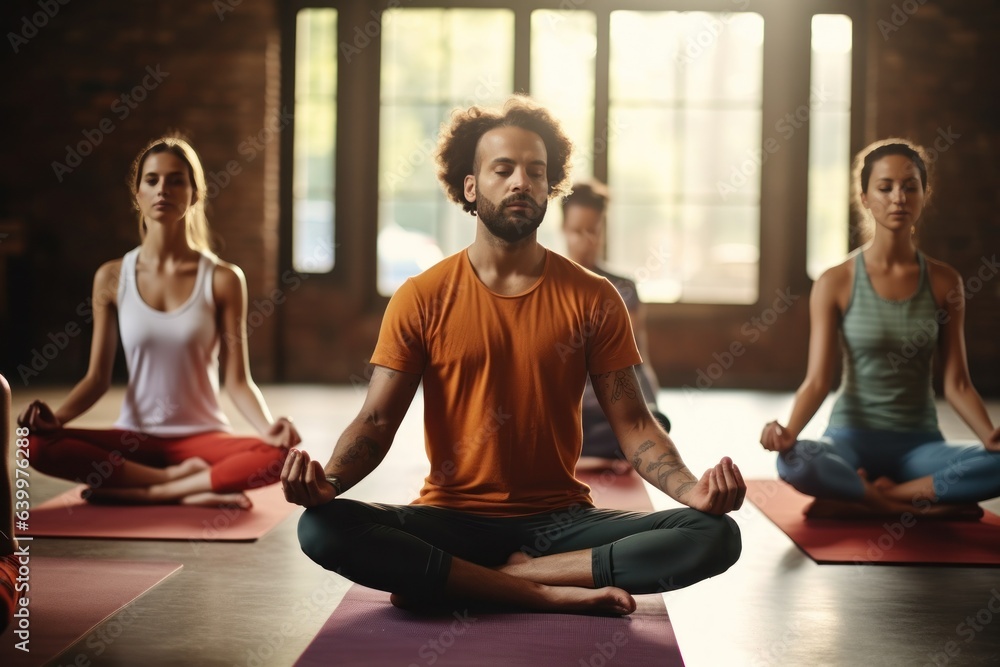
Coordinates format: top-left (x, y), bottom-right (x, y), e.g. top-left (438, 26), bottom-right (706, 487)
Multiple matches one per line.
top-left (113, 247), bottom-right (232, 436)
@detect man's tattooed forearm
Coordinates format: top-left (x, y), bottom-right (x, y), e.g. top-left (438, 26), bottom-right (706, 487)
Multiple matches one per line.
top-left (631, 440), bottom-right (656, 468)
top-left (335, 435), bottom-right (380, 467)
top-left (674, 481), bottom-right (696, 498)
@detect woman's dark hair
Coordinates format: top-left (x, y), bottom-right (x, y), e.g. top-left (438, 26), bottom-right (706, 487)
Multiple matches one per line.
top-left (852, 138), bottom-right (933, 241)
top-left (435, 95), bottom-right (574, 214)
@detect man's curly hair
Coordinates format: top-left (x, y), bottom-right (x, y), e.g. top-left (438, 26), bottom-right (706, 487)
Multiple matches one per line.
top-left (435, 95), bottom-right (574, 215)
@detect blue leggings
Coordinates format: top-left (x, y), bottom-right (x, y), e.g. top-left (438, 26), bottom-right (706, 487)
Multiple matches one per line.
top-left (298, 500), bottom-right (741, 599)
top-left (777, 427), bottom-right (1000, 504)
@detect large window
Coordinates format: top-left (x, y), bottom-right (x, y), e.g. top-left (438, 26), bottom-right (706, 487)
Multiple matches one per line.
top-left (375, 9), bottom-right (763, 303)
top-left (292, 9), bottom-right (337, 273)
top-left (288, 5), bottom-right (856, 302)
top-left (807, 14), bottom-right (853, 278)
top-left (378, 8), bottom-right (514, 294)
top-left (530, 10), bottom-right (597, 254)
top-left (608, 11), bottom-right (764, 304)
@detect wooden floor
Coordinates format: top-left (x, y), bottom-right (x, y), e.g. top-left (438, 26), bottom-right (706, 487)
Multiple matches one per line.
top-left (5, 386), bottom-right (1000, 666)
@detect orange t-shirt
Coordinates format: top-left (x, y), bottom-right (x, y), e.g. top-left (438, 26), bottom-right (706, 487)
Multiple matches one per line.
top-left (370, 248), bottom-right (641, 516)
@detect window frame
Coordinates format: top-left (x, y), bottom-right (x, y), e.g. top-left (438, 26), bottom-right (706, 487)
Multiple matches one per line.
top-left (280, 0), bottom-right (869, 321)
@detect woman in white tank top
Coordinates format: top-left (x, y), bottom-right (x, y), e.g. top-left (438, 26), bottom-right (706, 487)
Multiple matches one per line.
top-left (18, 136), bottom-right (300, 508)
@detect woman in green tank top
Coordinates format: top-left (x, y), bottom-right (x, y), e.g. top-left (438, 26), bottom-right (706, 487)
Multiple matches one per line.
top-left (759, 139), bottom-right (1000, 518)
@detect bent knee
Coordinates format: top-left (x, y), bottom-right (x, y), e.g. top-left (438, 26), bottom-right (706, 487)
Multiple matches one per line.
top-left (27, 435), bottom-right (60, 475)
top-left (698, 514), bottom-right (741, 574)
top-left (675, 511), bottom-right (742, 576)
top-left (297, 505), bottom-right (351, 568)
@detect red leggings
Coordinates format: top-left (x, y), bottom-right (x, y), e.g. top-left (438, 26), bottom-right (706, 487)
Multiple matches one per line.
top-left (28, 428), bottom-right (289, 494)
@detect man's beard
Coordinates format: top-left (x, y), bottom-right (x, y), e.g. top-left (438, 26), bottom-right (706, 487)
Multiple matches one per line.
top-left (476, 190), bottom-right (547, 244)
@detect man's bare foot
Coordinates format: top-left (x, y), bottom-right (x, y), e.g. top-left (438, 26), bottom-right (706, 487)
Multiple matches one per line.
top-left (180, 492), bottom-right (252, 509)
top-left (542, 585), bottom-right (636, 616)
top-left (391, 585), bottom-right (636, 617)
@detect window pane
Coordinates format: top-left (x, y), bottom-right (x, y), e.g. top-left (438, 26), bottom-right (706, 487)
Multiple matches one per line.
top-left (293, 9), bottom-right (336, 273)
top-left (807, 14), bottom-right (852, 279)
top-left (378, 8), bottom-right (514, 296)
top-left (609, 11), bottom-right (763, 304)
top-left (531, 10), bottom-right (597, 254)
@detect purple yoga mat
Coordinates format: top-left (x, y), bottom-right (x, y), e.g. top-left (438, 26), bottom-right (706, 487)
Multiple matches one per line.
top-left (0, 556), bottom-right (182, 667)
top-left (296, 469), bottom-right (683, 666)
top-left (295, 585), bottom-right (680, 667)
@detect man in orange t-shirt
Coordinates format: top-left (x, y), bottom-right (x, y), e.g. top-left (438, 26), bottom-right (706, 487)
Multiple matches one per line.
top-left (283, 96), bottom-right (746, 615)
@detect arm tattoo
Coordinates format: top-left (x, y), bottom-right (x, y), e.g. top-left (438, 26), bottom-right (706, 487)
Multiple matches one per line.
top-left (334, 435), bottom-right (380, 467)
top-left (611, 370), bottom-right (637, 404)
top-left (644, 451), bottom-right (686, 492)
top-left (674, 481), bottom-right (696, 499)
top-left (630, 440), bottom-right (656, 469)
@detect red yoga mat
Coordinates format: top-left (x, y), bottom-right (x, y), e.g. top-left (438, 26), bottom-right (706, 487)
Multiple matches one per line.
top-left (0, 556), bottom-right (181, 667)
top-left (748, 479), bottom-right (1000, 566)
top-left (24, 483), bottom-right (294, 542)
top-left (296, 469), bottom-right (683, 667)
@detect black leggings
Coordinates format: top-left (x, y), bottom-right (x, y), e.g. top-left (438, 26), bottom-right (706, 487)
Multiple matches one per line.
top-left (297, 500), bottom-right (741, 599)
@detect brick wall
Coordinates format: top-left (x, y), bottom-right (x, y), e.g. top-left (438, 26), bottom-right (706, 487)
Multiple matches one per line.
top-left (866, 0), bottom-right (1000, 393)
top-left (0, 0), bottom-right (281, 388)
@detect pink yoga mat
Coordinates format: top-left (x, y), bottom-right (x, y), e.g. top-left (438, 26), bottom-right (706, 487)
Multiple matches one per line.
top-left (748, 479), bottom-right (1000, 566)
top-left (295, 585), bottom-right (679, 667)
top-left (296, 470), bottom-right (682, 666)
top-left (0, 556), bottom-right (181, 667)
top-left (24, 483), bottom-right (294, 541)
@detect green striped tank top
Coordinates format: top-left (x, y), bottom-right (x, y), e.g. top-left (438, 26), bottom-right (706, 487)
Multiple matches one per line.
top-left (829, 251), bottom-right (941, 431)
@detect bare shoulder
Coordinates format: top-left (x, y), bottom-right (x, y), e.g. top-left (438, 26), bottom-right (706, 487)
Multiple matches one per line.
top-left (212, 260), bottom-right (247, 303)
top-left (93, 258), bottom-right (124, 301)
top-left (922, 254), bottom-right (962, 304)
top-left (814, 255), bottom-right (854, 300)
